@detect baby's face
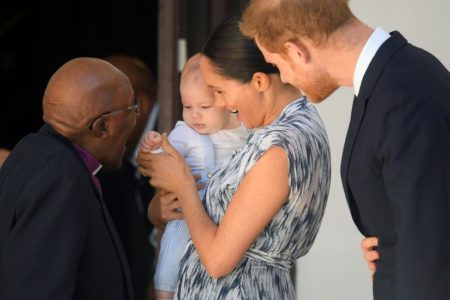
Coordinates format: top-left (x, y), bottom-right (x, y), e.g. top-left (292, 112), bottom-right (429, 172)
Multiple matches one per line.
top-left (181, 85), bottom-right (232, 135)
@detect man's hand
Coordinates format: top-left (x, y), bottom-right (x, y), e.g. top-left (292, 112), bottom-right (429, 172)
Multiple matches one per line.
top-left (361, 237), bottom-right (379, 279)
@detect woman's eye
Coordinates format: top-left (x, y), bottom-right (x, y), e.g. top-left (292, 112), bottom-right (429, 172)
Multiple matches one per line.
top-left (214, 90), bottom-right (222, 94)
top-left (201, 106), bottom-right (211, 109)
top-left (184, 106), bottom-right (191, 109)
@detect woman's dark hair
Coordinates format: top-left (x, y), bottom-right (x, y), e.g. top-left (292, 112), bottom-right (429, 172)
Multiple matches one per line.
top-left (202, 15), bottom-right (279, 83)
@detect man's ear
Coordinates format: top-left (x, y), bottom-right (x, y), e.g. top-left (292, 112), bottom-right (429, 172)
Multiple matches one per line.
top-left (91, 118), bottom-right (109, 138)
top-left (284, 40), bottom-right (310, 64)
top-left (251, 72), bottom-right (270, 92)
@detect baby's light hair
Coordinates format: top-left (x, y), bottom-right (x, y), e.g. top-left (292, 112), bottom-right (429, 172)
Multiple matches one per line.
top-left (180, 53), bottom-right (206, 92)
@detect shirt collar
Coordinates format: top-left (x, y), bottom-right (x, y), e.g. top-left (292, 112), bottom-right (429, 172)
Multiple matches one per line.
top-left (353, 27), bottom-right (390, 96)
top-left (73, 144), bottom-right (102, 176)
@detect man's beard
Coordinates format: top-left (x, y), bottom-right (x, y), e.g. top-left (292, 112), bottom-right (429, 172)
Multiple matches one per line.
top-left (301, 69), bottom-right (338, 103)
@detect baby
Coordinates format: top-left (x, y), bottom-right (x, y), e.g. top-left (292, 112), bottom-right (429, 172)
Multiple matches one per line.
top-left (141, 54), bottom-right (248, 300)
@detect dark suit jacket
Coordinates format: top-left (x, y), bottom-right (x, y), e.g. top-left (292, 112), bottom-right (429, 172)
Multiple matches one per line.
top-left (98, 161), bottom-right (155, 300)
top-left (0, 125), bottom-right (134, 300)
top-left (341, 31), bottom-right (450, 300)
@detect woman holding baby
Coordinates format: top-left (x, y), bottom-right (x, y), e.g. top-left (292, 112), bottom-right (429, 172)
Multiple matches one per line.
top-left (138, 16), bottom-right (331, 299)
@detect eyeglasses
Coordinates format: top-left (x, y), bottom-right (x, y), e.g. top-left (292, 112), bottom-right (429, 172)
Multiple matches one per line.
top-left (88, 97), bottom-right (140, 130)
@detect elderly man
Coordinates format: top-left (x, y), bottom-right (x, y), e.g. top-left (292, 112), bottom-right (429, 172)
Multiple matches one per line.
top-left (0, 57), bottom-right (138, 300)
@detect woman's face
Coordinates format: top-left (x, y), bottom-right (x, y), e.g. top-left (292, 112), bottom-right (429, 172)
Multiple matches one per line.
top-left (199, 55), bottom-right (263, 129)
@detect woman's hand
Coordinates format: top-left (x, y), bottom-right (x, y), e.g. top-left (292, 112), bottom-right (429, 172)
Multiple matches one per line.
top-left (148, 189), bottom-right (183, 230)
top-left (137, 133), bottom-right (196, 195)
top-left (361, 237), bottom-right (379, 279)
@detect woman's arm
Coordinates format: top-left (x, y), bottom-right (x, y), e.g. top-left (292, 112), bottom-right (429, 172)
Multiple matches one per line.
top-left (138, 134), bottom-right (289, 277)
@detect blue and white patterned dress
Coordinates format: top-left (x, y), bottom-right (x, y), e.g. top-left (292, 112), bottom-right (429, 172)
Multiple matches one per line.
top-left (174, 97), bottom-right (331, 299)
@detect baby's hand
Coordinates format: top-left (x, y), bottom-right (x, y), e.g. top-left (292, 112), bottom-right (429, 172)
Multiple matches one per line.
top-left (140, 131), bottom-right (164, 153)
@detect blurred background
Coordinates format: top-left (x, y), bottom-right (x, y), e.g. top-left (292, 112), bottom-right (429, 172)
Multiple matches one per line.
top-left (0, 0), bottom-right (250, 149)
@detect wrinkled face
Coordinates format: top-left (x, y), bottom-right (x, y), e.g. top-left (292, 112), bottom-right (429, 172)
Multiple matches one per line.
top-left (256, 39), bottom-right (337, 103)
top-left (199, 56), bottom-right (264, 129)
top-left (101, 85), bottom-right (138, 168)
top-left (180, 80), bottom-right (232, 134)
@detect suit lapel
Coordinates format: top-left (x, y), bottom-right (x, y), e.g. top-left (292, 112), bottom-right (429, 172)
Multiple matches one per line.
top-left (341, 95), bottom-right (366, 203)
top-left (341, 32), bottom-right (408, 217)
top-left (98, 195), bottom-right (135, 299)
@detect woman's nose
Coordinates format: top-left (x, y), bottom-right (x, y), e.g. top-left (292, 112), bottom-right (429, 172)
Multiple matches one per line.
top-left (224, 102), bottom-right (235, 112)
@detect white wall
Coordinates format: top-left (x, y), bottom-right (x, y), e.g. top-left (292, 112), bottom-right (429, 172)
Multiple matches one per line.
top-left (296, 1), bottom-right (450, 299)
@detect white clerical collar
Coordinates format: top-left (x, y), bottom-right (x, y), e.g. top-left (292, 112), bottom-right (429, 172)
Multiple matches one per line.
top-left (353, 27), bottom-right (390, 96)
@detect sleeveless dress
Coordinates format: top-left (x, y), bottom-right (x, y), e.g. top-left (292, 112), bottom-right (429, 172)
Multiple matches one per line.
top-left (174, 98), bottom-right (331, 299)
top-left (155, 122), bottom-right (248, 292)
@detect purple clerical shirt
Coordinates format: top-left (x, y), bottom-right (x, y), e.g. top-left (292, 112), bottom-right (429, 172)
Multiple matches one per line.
top-left (73, 144), bottom-right (103, 195)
